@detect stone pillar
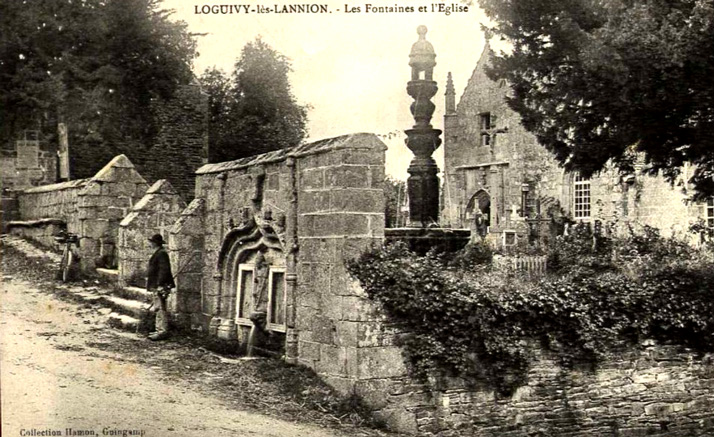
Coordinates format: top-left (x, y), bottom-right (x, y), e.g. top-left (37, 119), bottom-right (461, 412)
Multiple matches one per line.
top-left (405, 26), bottom-right (443, 227)
top-left (117, 179), bottom-right (186, 287)
top-left (169, 198), bottom-right (205, 330)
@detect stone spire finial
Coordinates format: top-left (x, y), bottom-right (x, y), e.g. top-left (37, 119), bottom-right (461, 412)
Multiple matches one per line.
top-left (446, 72), bottom-right (455, 95)
top-left (445, 72), bottom-right (456, 115)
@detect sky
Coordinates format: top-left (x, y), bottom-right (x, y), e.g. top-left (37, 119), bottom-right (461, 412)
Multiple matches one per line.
top-left (162, 0), bottom-right (489, 179)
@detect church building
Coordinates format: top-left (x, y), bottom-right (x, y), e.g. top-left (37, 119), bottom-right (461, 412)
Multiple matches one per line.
top-left (441, 45), bottom-right (713, 245)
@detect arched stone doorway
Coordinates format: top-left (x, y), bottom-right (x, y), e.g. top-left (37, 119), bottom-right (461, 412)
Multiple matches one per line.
top-left (465, 189), bottom-right (491, 235)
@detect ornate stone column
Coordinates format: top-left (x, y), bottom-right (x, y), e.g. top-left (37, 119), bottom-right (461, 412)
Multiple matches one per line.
top-left (406, 26), bottom-right (442, 227)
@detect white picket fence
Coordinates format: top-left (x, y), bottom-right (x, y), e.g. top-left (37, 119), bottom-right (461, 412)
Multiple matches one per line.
top-left (494, 254), bottom-right (548, 277)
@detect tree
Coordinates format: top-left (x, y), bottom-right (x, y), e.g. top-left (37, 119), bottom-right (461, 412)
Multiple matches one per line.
top-left (202, 38), bottom-right (308, 163)
top-left (199, 67), bottom-right (233, 162)
top-left (384, 177), bottom-right (407, 228)
top-left (478, 0), bottom-right (714, 198)
top-left (0, 0), bottom-right (198, 178)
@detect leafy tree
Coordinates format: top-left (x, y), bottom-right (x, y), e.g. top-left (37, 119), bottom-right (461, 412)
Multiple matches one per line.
top-left (199, 67), bottom-right (233, 162)
top-left (202, 38), bottom-right (308, 163)
top-left (0, 0), bottom-right (197, 178)
top-left (384, 177), bottom-right (407, 227)
top-left (479, 0), bottom-right (714, 198)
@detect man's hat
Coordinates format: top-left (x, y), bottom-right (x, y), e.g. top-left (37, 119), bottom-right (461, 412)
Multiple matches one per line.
top-left (149, 234), bottom-right (164, 245)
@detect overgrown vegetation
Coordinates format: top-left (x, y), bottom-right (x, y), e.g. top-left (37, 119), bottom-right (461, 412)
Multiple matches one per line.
top-left (347, 225), bottom-right (714, 395)
top-left (478, 0), bottom-right (714, 198)
top-left (1, 0), bottom-right (198, 178)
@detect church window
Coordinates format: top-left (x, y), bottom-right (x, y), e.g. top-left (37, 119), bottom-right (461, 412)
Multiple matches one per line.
top-left (573, 175), bottom-right (591, 220)
top-left (707, 198), bottom-right (714, 228)
top-left (480, 112), bottom-right (491, 130)
top-left (522, 183), bottom-right (537, 218)
top-left (236, 264), bottom-right (254, 324)
top-left (267, 268), bottom-right (286, 332)
top-left (479, 112), bottom-right (491, 147)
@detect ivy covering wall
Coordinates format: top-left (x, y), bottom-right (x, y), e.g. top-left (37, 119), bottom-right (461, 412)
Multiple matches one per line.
top-left (348, 226), bottom-right (714, 395)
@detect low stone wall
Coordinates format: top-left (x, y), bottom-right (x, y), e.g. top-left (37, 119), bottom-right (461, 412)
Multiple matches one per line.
top-left (395, 343), bottom-right (714, 436)
top-left (7, 179), bottom-right (88, 247)
top-left (17, 179), bottom-right (88, 223)
top-left (118, 180), bottom-right (186, 287)
top-left (9, 155), bottom-right (150, 272)
top-left (7, 218), bottom-right (66, 250)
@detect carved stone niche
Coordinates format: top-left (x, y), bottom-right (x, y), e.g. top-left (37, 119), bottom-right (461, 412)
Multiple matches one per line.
top-left (214, 218), bottom-right (287, 354)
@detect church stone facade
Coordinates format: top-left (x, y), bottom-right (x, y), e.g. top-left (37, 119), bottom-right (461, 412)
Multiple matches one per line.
top-left (442, 46), bottom-right (713, 242)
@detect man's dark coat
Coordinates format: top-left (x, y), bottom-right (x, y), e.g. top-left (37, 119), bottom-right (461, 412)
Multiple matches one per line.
top-left (147, 246), bottom-right (175, 290)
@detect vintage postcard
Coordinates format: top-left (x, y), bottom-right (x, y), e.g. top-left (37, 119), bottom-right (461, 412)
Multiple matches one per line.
top-left (2, 0), bottom-right (713, 436)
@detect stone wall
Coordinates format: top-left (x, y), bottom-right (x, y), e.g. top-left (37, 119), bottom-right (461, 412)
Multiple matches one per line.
top-left (7, 179), bottom-right (88, 247)
top-left (76, 155), bottom-right (148, 271)
top-left (9, 155), bottom-right (150, 268)
top-left (188, 134), bottom-right (386, 345)
top-left (399, 343), bottom-right (714, 436)
top-left (118, 180), bottom-right (186, 287)
top-left (177, 133), bottom-right (405, 396)
top-left (17, 179), bottom-right (89, 223)
top-left (292, 135), bottom-right (395, 395)
top-left (7, 219), bottom-right (67, 250)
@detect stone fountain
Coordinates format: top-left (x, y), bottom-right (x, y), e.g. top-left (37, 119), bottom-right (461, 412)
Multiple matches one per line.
top-left (385, 26), bottom-right (470, 253)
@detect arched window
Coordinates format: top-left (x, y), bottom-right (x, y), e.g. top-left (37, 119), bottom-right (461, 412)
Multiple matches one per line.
top-left (573, 175), bottom-right (591, 220)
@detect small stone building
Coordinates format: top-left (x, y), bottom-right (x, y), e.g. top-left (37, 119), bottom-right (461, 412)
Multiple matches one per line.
top-left (442, 46), bottom-right (713, 244)
top-left (0, 129), bottom-right (58, 191)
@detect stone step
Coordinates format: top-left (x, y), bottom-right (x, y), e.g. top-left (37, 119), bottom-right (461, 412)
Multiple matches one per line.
top-left (98, 294), bottom-right (149, 319)
top-left (0, 234), bottom-right (62, 262)
top-left (107, 312), bottom-right (140, 331)
top-left (112, 285), bottom-right (153, 303)
top-left (96, 268), bottom-right (119, 284)
top-left (3, 235), bottom-right (153, 334)
top-left (58, 285), bottom-right (104, 305)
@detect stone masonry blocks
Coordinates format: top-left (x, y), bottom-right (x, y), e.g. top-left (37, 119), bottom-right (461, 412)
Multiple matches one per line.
top-left (117, 179), bottom-right (185, 286)
top-left (325, 165), bottom-right (370, 189)
top-left (69, 155), bottom-right (150, 271)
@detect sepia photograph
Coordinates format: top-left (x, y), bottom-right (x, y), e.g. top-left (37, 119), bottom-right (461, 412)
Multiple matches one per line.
top-left (1, 0), bottom-right (714, 435)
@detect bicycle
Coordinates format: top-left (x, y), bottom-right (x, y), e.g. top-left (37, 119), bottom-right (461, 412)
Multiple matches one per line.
top-left (54, 230), bottom-right (80, 282)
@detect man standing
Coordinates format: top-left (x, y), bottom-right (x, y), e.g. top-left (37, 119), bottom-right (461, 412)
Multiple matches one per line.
top-left (146, 234), bottom-right (175, 341)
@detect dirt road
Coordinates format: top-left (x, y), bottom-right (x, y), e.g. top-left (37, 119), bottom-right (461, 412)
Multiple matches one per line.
top-left (0, 276), bottom-right (367, 437)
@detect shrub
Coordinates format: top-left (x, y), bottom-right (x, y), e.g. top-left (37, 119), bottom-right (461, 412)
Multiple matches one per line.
top-left (347, 231), bottom-right (714, 395)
